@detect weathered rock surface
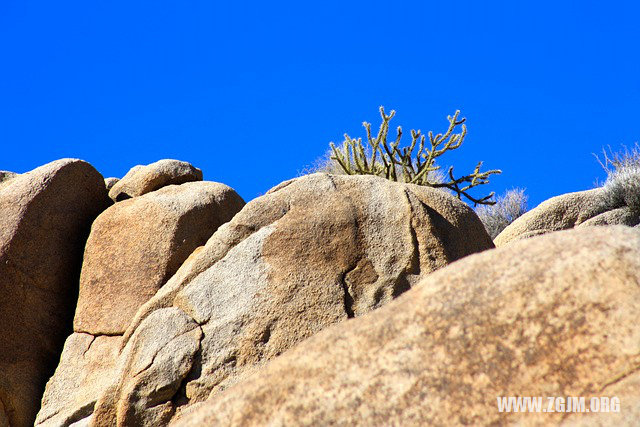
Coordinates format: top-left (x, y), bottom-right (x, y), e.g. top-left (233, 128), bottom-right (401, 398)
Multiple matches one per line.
top-left (495, 188), bottom-right (640, 246)
top-left (104, 177), bottom-right (119, 191)
top-left (174, 226), bottom-right (640, 426)
top-left (36, 181), bottom-right (244, 426)
top-left (561, 370), bottom-right (640, 426)
top-left (85, 173), bottom-right (493, 425)
top-left (108, 160), bottom-right (202, 201)
top-left (0, 171), bottom-right (18, 192)
top-left (0, 159), bottom-right (110, 427)
top-left (74, 181), bottom-right (245, 335)
top-left (35, 334), bottom-right (121, 427)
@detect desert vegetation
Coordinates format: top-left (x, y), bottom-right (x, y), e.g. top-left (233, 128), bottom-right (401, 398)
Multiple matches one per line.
top-left (596, 143), bottom-right (640, 213)
top-left (475, 188), bottom-right (528, 239)
top-left (311, 107), bottom-right (502, 205)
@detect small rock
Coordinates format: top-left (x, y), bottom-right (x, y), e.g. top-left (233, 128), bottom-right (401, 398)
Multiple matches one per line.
top-left (104, 177), bottom-right (119, 191)
top-left (109, 159), bottom-right (203, 202)
top-left (494, 188), bottom-right (636, 246)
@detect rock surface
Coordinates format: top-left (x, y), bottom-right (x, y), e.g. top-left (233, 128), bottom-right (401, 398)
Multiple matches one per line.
top-left (0, 159), bottom-right (110, 427)
top-left (35, 334), bottom-right (121, 427)
top-left (85, 173), bottom-right (494, 426)
top-left (108, 159), bottom-right (203, 202)
top-left (173, 226), bottom-right (640, 426)
top-left (74, 181), bottom-right (245, 335)
top-left (104, 177), bottom-right (119, 191)
top-left (495, 188), bottom-right (640, 246)
top-left (36, 181), bottom-right (244, 426)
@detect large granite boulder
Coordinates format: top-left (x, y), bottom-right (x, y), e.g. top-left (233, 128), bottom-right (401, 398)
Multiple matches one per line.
top-left (74, 181), bottom-right (245, 335)
top-left (174, 226), bottom-right (640, 426)
top-left (82, 173), bottom-right (494, 426)
top-left (108, 160), bottom-right (202, 202)
top-left (0, 159), bottom-right (110, 427)
top-left (36, 181), bottom-right (244, 426)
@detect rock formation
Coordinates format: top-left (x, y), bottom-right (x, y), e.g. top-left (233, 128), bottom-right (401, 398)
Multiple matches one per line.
top-left (79, 172), bottom-right (493, 426)
top-left (36, 181), bottom-right (244, 426)
top-left (3, 157), bottom-right (635, 427)
top-left (174, 226), bottom-right (640, 426)
top-left (0, 159), bottom-right (110, 427)
top-left (495, 187), bottom-right (640, 246)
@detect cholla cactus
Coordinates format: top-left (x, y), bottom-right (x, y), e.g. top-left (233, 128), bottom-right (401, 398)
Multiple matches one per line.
top-left (329, 107), bottom-right (501, 205)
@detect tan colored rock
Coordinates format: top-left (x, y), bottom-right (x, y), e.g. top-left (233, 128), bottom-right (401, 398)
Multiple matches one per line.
top-left (172, 226), bottom-right (640, 427)
top-left (90, 173), bottom-right (494, 426)
top-left (93, 308), bottom-right (203, 426)
top-left (578, 206), bottom-right (640, 228)
top-left (494, 186), bottom-right (640, 246)
top-left (74, 181), bottom-right (245, 335)
top-left (0, 159), bottom-right (110, 427)
top-left (0, 171), bottom-right (18, 192)
top-left (35, 334), bottom-right (121, 427)
top-left (36, 181), bottom-right (244, 426)
top-left (561, 370), bottom-right (640, 427)
top-left (104, 177), bottom-right (119, 191)
top-left (108, 160), bottom-right (202, 201)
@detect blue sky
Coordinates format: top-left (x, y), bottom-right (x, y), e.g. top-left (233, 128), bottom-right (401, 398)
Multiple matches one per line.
top-left (1, 1), bottom-right (638, 208)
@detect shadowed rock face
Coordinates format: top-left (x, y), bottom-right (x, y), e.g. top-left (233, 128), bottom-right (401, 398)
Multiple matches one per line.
top-left (495, 188), bottom-right (640, 246)
top-left (36, 181), bottom-right (245, 427)
top-left (79, 173), bottom-right (494, 426)
top-left (108, 160), bottom-right (203, 202)
top-left (173, 226), bottom-right (640, 427)
top-left (0, 159), bottom-right (110, 427)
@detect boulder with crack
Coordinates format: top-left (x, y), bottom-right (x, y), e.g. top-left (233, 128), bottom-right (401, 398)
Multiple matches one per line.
top-left (173, 226), bottom-right (640, 426)
top-left (89, 173), bottom-right (494, 426)
top-left (36, 181), bottom-right (244, 427)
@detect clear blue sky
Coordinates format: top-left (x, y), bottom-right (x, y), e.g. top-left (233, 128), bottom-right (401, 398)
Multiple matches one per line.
top-left (1, 1), bottom-right (638, 208)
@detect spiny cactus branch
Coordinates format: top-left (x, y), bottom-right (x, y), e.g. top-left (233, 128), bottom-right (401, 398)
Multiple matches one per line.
top-left (329, 107), bottom-right (501, 205)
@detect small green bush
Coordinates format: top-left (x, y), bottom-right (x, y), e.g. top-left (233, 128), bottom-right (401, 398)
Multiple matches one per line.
top-left (329, 107), bottom-right (501, 205)
top-left (475, 188), bottom-right (528, 239)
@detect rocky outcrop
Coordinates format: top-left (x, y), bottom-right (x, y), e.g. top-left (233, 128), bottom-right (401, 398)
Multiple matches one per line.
top-left (36, 181), bottom-right (244, 426)
top-left (495, 187), bottom-right (640, 246)
top-left (174, 226), bottom-right (640, 426)
top-left (74, 181), bottom-right (245, 335)
top-left (81, 173), bottom-right (494, 426)
top-left (0, 159), bottom-right (110, 427)
top-left (108, 160), bottom-right (203, 202)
